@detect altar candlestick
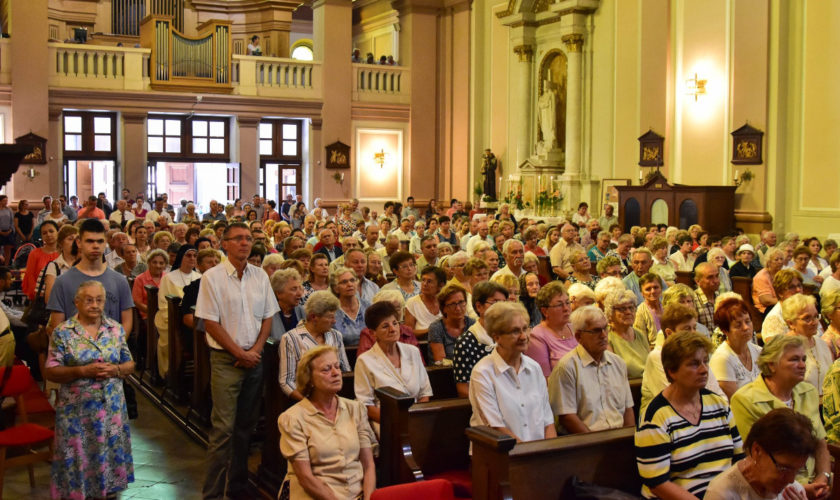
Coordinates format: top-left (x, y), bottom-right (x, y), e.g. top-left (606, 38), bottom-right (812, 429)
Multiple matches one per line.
top-left (639, 170), bottom-right (643, 182)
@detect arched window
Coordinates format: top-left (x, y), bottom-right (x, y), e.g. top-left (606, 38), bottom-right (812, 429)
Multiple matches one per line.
top-left (291, 39), bottom-right (314, 61)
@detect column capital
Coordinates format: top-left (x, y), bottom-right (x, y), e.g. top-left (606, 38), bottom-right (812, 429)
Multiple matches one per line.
top-left (312, 0), bottom-right (352, 9)
top-left (562, 33), bottom-right (584, 52)
top-left (123, 112), bottom-right (146, 124)
top-left (513, 44), bottom-right (534, 63)
top-left (238, 116), bottom-right (261, 128)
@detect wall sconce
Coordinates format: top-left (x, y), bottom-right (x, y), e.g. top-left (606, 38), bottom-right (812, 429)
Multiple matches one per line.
top-left (685, 73), bottom-right (707, 101)
top-left (24, 167), bottom-right (40, 182)
top-left (374, 149), bottom-right (386, 168)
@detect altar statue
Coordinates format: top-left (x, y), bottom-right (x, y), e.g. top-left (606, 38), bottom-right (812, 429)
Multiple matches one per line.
top-left (538, 79), bottom-right (558, 152)
top-left (481, 149), bottom-right (497, 199)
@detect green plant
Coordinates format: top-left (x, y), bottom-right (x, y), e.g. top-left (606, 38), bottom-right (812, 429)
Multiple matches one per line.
top-left (473, 182), bottom-right (484, 198)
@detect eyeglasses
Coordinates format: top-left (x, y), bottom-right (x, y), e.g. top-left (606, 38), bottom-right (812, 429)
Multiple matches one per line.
top-left (81, 297), bottom-right (105, 306)
top-left (445, 300), bottom-right (467, 309)
top-left (546, 300), bottom-right (572, 309)
top-left (578, 326), bottom-right (608, 335)
top-left (614, 305), bottom-right (636, 312)
top-left (797, 314), bottom-right (820, 323)
top-left (501, 327), bottom-right (529, 336)
top-left (767, 450), bottom-right (800, 475)
top-left (225, 235), bottom-right (254, 243)
top-left (337, 278), bottom-right (357, 285)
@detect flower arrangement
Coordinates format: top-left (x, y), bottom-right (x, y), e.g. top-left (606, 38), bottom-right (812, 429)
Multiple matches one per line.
top-left (536, 187), bottom-right (564, 215)
top-left (503, 179), bottom-right (526, 210)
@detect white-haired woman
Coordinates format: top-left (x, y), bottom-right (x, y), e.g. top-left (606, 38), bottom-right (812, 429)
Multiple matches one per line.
top-left (607, 290), bottom-right (649, 378)
top-left (469, 302), bottom-right (556, 442)
top-left (706, 247), bottom-right (733, 293)
top-left (783, 293), bottom-right (831, 398)
top-left (270, 268), bottom-right (306, 341)
top-left (279, 291), bottom-right (351, 401)
top-left (568, 283), bottom-right (596, 311)
top-left (330, 266), bottom-right (369, 347)
top-left (279, 345), bottom-right (376, 500)
top-left (594, 276), bottom-right (626, 310)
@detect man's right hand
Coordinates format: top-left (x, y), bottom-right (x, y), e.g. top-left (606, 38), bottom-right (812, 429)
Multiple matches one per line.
top-left (235, 348), bottom-right (261, 369)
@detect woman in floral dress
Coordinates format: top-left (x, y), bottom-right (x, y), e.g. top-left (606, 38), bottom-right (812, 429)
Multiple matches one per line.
top-left (44, 281), bottom-right (135, 500)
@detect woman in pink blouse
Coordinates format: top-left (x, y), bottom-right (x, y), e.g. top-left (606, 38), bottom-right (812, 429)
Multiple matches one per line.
top-left (132, 249), bottom-right (167, 320)
top-left (525, 281), bottom-right (577, 377)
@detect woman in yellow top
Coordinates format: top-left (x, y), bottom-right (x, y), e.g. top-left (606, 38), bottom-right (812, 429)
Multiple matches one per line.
top-left (730, 335), bottom-right (830, 500)
top-left (606, 289), bottom-right (649, 378)
top-left (279, 345), bottom-right (376, 500)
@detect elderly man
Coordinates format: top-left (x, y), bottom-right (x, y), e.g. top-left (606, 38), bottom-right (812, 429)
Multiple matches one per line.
top-left (105, 232), bottom-right (129, 269)
top-left (416, 235), bottom-right (439, 275)
top-left (363, 223), bottom-right (383, 250)
top-left (377, 234), bottom-right (400, 275)
top-left (492, 239), bottom-right (525, 280)
top-left (587, 230), bottom-right (612, 264)
top-left (109, 199), bottom-right (136, 228)
top-left (392, 218), bottom-right (413, 244)
top-left (693, 262), bottom-right (720, 332)
top-left (460, 217), bottom-right (480, 251)
top-left (466, 220), bottom-right (492, 256)
top-left (314, 228), bottom-right (343, 262)
top-left (202, 200), bottom-right (226, 222)
top-left (146, 196), bottom-right (173, 225)
top-left (548, 306), bottom-right (634, 434)
top-left (622, 248), bottom-right (667, 304)
top-left (757, 230), bottom-right (777, 265)
top-left (550, 223), bottom-right (584, 280)
top-left (345, 248), bottom-right (379, 303)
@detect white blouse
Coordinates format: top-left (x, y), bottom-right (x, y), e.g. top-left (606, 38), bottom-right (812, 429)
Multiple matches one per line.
top-left (353, 342), bottom-right (432, 408)
top-left (404, 295), bottom-right (442, 331)
top-left (710, 341), bottom-right (762, 391)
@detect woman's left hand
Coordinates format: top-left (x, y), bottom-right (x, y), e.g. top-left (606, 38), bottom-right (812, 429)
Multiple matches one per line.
top-left (781, 484), bottom-right (808, 500)
top-left (91, 362), bottom-right (119, 380)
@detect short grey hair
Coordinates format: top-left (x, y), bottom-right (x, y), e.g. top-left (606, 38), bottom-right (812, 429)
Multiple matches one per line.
top-left (146, 249), bottom-right (169, 265)
top-left (822, 289), bottom-right (840, 321)
top-left (304, 290), bottom-right (340, 318)
top-left (764, 247), bottom-right (786, 263)
top-left (262, 253), bottom-right (285, 270)
top-left (74, 280), bottom-right (106, 302)
top-left (570, 305), bottom-right (607, 335)
top-left (781, 293), bottom-right (816, 323)
top-left (329, 266), bottom-right (357, 292)
top-left (567, 283), bottom-right (596, 302)
top-left (706, 247), bottom-right (726, 263)
top-left (714, 291), bottom-right (743, 311)
top-left (484, 301), bottom-right (529, 339)
top-left (502, 238), bottom-right (523, 255)
top-left (604, 290), bottom-right (638, 318)
top-left (757, 335), bottom-right (806, 377)
top-left (372, 288), bottom-right (405, 321)
top-left (662, 283), bottom-right (695, 308)
top-left (594, 277), bottom-right (626, 304)
top-left (449, 251), bottom-right (468, 266)
top-left (270, 268), bottom-right (301, 295)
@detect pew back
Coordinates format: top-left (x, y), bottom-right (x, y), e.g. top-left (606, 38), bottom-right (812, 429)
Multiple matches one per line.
top-left (467, 425), bottom-right (639, 500)
top-left (731, 276), bottom-right (764, 334)
top-left (145, 285), bottom-right (160, 383)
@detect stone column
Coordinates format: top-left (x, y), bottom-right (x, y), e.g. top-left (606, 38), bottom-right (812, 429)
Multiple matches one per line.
top-left (513, 44), bottom-right (533, 166)
top-left (122, 113), bottom-right (147, 195)
top-left (562, 33), bottom-right (583, 178)
top-left (238, 116), bottom-right (260, 199)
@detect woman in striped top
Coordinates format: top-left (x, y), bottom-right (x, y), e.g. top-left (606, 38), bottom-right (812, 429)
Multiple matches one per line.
top-left (636, 331), bottom-right (744, 499)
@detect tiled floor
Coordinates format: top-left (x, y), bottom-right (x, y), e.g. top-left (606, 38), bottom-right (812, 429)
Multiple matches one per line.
top-left (4, 390), bottom-right (207, 499)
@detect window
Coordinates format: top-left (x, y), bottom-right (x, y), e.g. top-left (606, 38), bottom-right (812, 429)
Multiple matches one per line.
top-left (147, 115), bottom-right (229, 160)
top-left (259, 119), bottom-right (301, 159)
top-left (259, 119), bottom-right (303, 201)
top-left (62, 111), bottom-right (118, 201)
top-left (290, 39), bottom-right (314, 61)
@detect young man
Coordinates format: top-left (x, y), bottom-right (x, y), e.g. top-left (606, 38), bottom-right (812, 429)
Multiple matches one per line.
top-left (196, 223), bottom-right (277, 499)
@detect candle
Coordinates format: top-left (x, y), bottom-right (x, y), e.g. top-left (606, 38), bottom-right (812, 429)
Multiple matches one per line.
top-left (734, 170), bottom-right (739, 181)
top-left (639, 170), bottom-right (643, 182)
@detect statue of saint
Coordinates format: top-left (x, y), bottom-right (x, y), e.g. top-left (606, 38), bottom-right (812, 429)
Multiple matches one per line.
top-left (538, 79), bottom-right (558, 152)
top-left (481, 149), bottom-right (497, 199)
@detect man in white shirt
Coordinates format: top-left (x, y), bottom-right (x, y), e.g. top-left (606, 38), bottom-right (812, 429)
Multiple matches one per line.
top-left (548, 306), bottom-right (634, 433)
top-left (491, 239), bottom-right (525, 281)
top-left (460, 217), bottom-right (480, 251)
top-left (377, 235), bottom-right (401, 275)
top-left (109, 199), bottom-right (136, 228)
top-left (392, 218), bottom-right (414, 245)
top-left (146, 196), bottom-right (173, 225)
top-left (466, 220), bottom-right (492, 256)
top-left (821, 253), bottom-right (840, 301)
top-left (195, 222), bottom-right (278, 499)
top-left (550, 223), bottom-right (584, 280)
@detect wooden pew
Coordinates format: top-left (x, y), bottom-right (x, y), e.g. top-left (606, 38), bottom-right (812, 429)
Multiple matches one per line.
top-left (144, 285), bottom-right (160, 385)
top-left (675, 270), bottom-right (695, 287)
top-left (828, 444), bottom-right (840, 500)
top-left (165, 295), bottom-right (190, 403)
top-left (467, 425), bottom-right (640, 500)
top-left (427, 365), bottom-right (458, 400)
top-left (188, 318), bottom-right (212, 428)
top-left (731, 276), bottom-right (764, 334)
top-left (629, 377), bottom-right (642, 413)
top-left (377, 387), bottom-right (472, 488)
top-left (537, 255), bottom-right (554, 283)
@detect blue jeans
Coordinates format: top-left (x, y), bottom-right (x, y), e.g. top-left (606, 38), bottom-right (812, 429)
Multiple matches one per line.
top-left (202, 350), bottom-right (264, 499)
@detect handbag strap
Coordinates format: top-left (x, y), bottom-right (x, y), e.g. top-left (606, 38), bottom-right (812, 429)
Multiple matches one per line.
top-left (34, 260), bottom-right (56, 298)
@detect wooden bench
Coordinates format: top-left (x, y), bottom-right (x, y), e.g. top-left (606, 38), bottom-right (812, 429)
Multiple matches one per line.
top-left (188, 311), bottom-right (212, 428)
top-left (165, 295), bottom-right (191, 403)
top-left (675, 270), bottom-right (695, 287)
top-left (731, 276), bottom-right (764, 334)
top-left (377, 387), bottom-right (472, 489)
top-left (467, 425), bottom-right (640, 500)
top-left (143, 285), bottom-right (160, 385)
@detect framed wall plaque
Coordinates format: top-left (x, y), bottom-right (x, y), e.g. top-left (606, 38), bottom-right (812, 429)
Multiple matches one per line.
top-left (15, 132), bottom-right (47, 164)
top-left (731, 123), bottom-right (763, 165)
top-left (638, 129), bottom-right (664, 167)
top-left (325, 140), bottom-right (350, 169)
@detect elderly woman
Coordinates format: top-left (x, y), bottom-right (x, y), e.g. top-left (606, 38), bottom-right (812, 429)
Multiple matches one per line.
top-left (279, 291), bottom-right (351, 400)
top-left (520, 272), bottom-right (542, 327)
top-left (365, 250), bottom-right (387, 288)
top-left (490, 272), bottom-right (520, 302)
top-left (568, 283), bottom-right (597, 311)
top-left (759, 269), bottom-right (808, 343)
top-left (132, 248), bottom-right (168, 320)
top-left (706, 409), bottom-right (816, 499)
top-left (154, 245), bottom-right (201, 378)
top-left (261, 253), bottom-right (284, 278)
top-left (526, 281), bottom-right (576, 377)
top-left (784, 293), bottom-right (832, 398)
top-left (301, 253), bottom-right (330, 304)
top-left (728, 244), bottom-right (760, 279)
top-left (731, 335), bottom-right (830, 500)
top-left (269, 268), bottom-right (305, 341)
top-left (659, 283), bottom-right (711, 341)
top-left (792, 245), bottom-right (822, 288)
top-left (354, 301), bottom-right (432, 425)
top-left (522, 226), bottom-right (545, 256)
top-left (357, 289), bottom-right (419, 356)
top-left (330, 266), bottom-right (369, 347)
top-left (45, 281), bottom-right (135, 499)
top-left (428, 283), bottom-right (475, 363)
top-left (706, 247), bottom-right (733, 293)
top-left (381, 251), bottom-right (421, 300)
top-left (822, 290), bottom-right (840, 359)
top-left (464, 257), bottom-right (490, 290)
top-left (606, 290), bottom-right (649, 378)
top-left (636, 331), bottom-right (744, 500)
top-left (753, 247), bottom-right (786, 317)
top-left (567, 250), bottom-right (600, 290)
top-left (634, 272), bottom-right (664, 344)
top-left (469, 302), bottom-right (556, 442)
top-left (709, 298), bottom-right (762, 400)
top-left (279, 345), bottom-right (376, 500)
top-left (404, 266), bottom-right (445, 336)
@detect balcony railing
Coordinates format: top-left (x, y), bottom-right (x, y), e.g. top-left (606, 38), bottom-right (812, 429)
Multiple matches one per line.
top-left (352, 63), bottom-right (411, 104)
top-left (232, 55), bottom-right (321, 99)
top-left (49, 43), bottom-right (151, 90)
top-left (0, 39), bottom-right (9, 85)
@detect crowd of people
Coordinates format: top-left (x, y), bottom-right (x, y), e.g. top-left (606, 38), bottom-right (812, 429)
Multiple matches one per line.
top-left (1, 188), bottom-right (838, 499)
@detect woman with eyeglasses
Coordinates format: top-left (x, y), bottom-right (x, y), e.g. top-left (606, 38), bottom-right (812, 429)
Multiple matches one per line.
top-left (606, 290), bottom-right (649, 378)
top-left (731, 335), bottom-right (830, 500)
top-left (792, 245), bottom-right (823, 288)
top-left (330, 267), bottom-right (369, 347)
top-left (380, 251), bottom-right (421, 301)
top-left (785, 294), bottom-right (832, 399)
top-left (468, 301), bottom-right (556, 443)
top-left (705, 409), bottom-right (815, 500)
top-left (427, 283), bottom-right (475, 363)
top-left (526, 281), bottom-right (576, 378)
